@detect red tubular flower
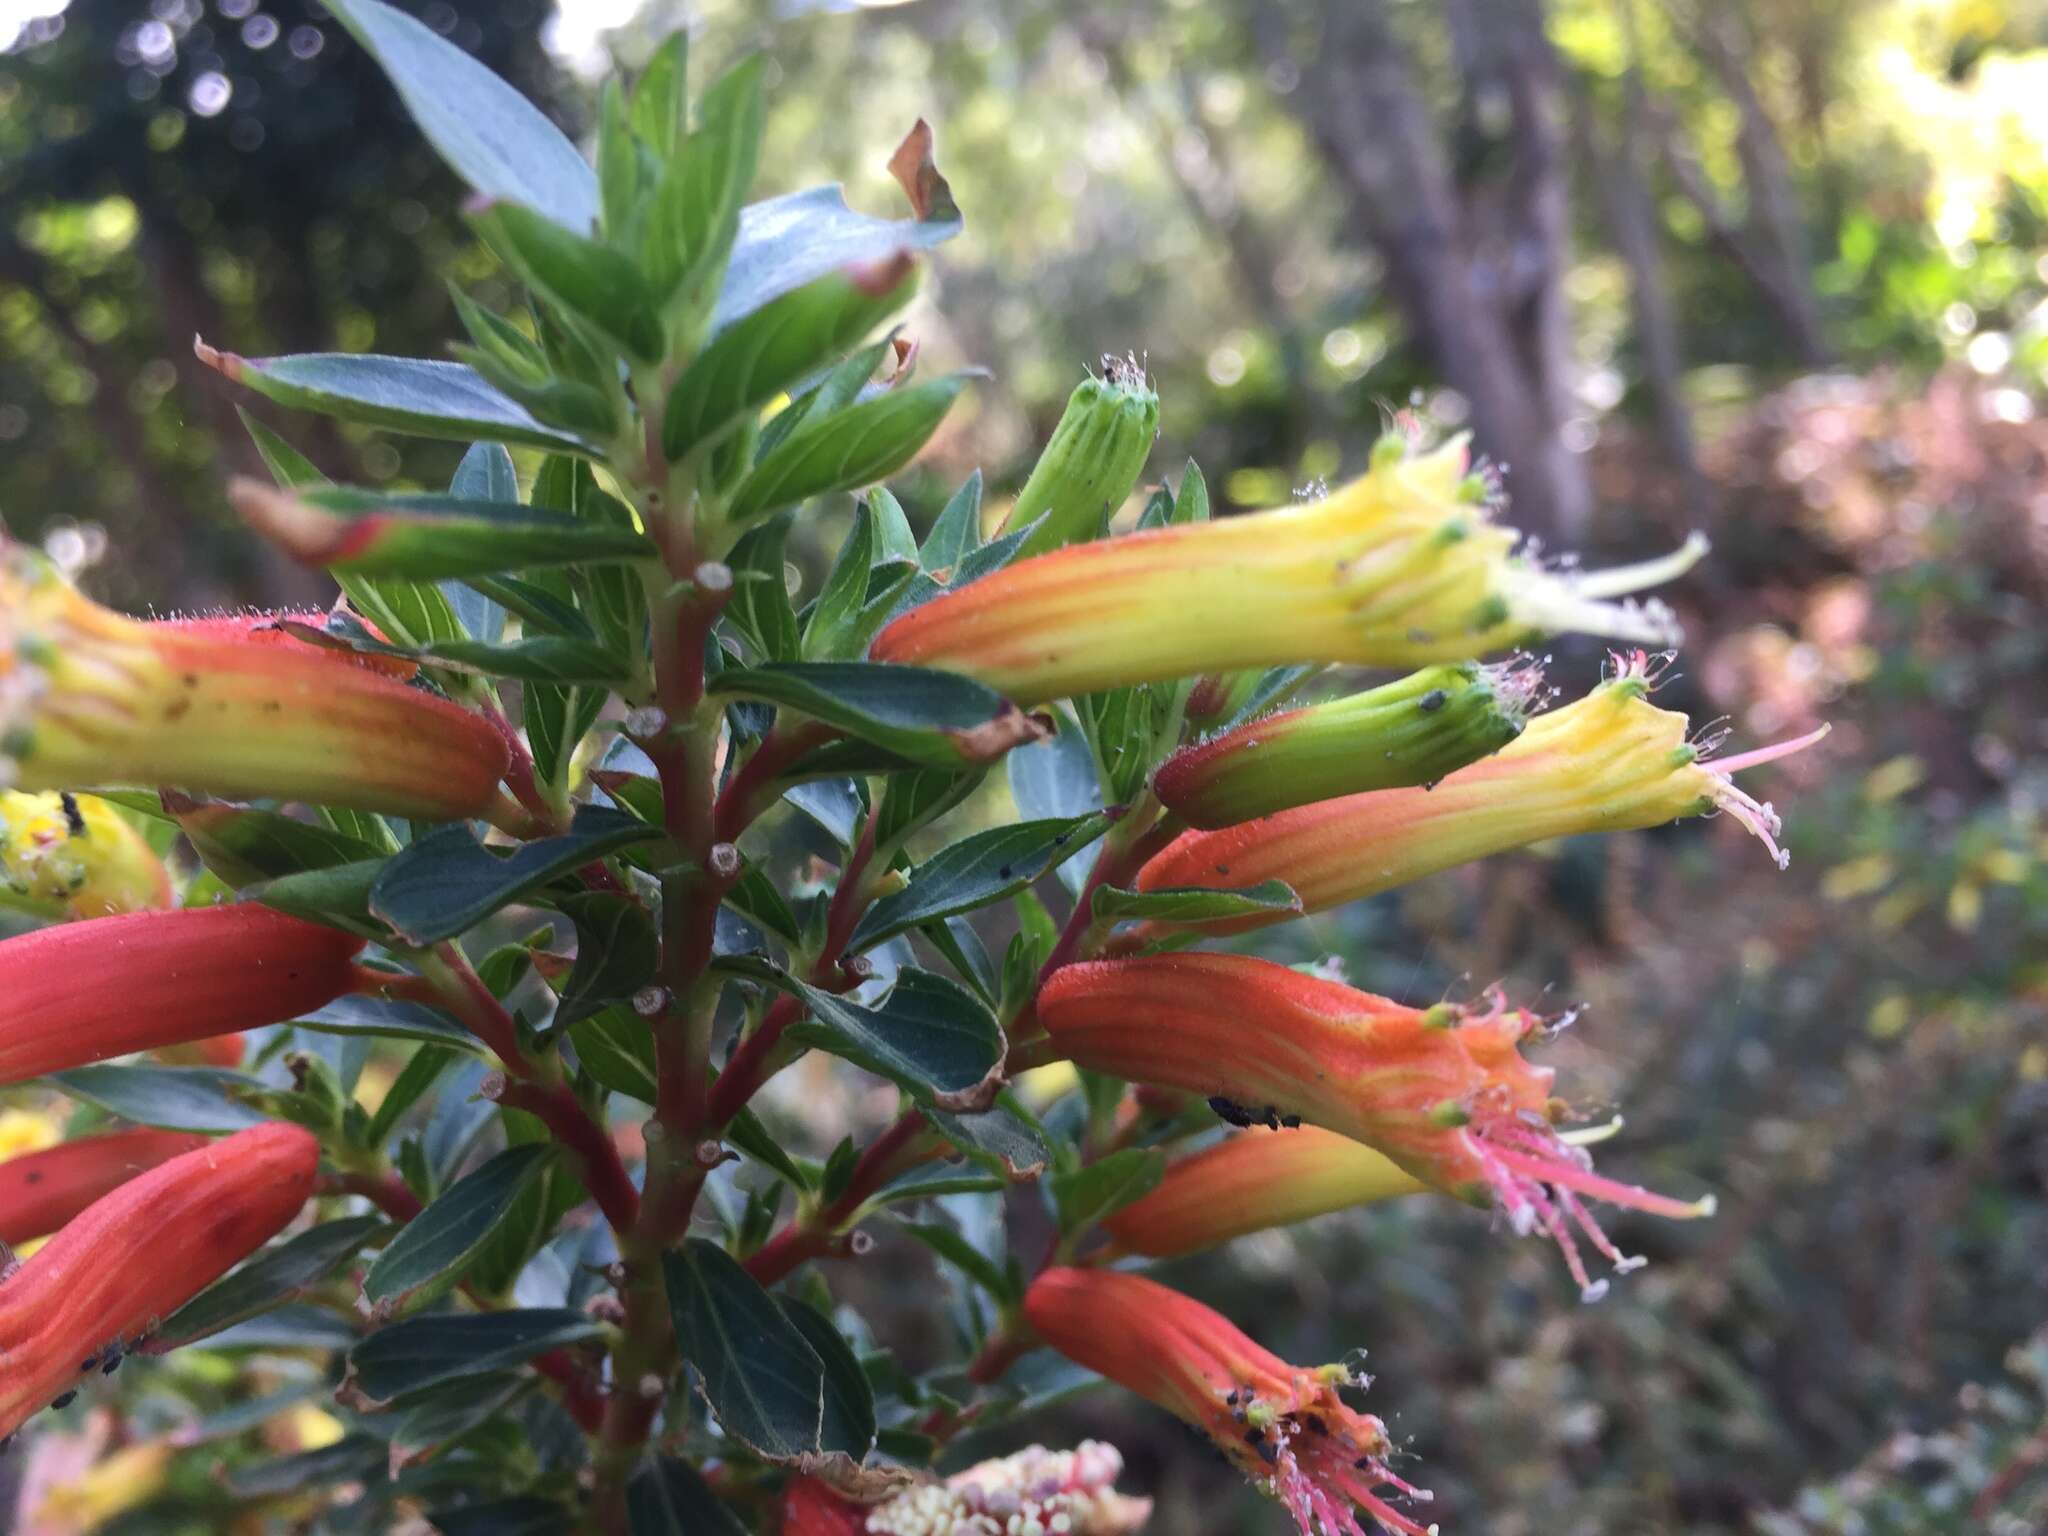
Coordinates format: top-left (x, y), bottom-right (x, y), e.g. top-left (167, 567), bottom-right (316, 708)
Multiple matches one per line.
top-left (152, 1032), bottom-right (249, 1070)
top-left (0, 1127), bottom-right (208, 1245)
top-left (781, 1477), bottom-right (867, 1536)
top-left (1104, 1126), bottom-right (1426, 1260)
top-left (1, 544), bottom-right (510, 821)
top-left (1136, 652), bottom-right (1828, 935)
top-left (0, 1121), bottom-right (319, 1437)
top-left (0, 904), bottom-right (367, 1085)
top-left (1040, 954), bottom-right (1713, 1297)
top-left (1024, 1267), bottom-right (1435, 1536)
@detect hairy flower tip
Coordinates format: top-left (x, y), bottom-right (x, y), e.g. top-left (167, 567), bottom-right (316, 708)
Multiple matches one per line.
top-left (871, 434), bottom-right (1702, 705)
top-left (0, 542), bottom-right (508, 820)
top-left (1136, 649), bottom-right (1828, 933)
top-left (1155, 657), bottom-right (1549, 829)
top-left (1024, 1268), bottom-right (1436, 1536)
top-left (0, 1127), bottom-right (207, 1246)
top-left (0, 1121), bottom-right (318, 1437)
top-left (857, 1441), bottom-right (1153, 1536)
top-left (1040, 954), bottom-right (1715, 1296)
top-left (0, 904), bottom-right (367, 1086)
top-left (1105, 1126), bottom-right (1427, 1259)
top-left (0, 790), bottom-right (173, 920)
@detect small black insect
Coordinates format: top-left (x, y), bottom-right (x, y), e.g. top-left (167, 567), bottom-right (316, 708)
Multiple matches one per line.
top-left (1417, 689), bottom-right (1448, 714)
top-left (1207, 1095), bottom-right (1260, 1128)
top-left (49, 1391), bottom-right (76, 1411)
top-left (59, 791), bottom-right (86, 836)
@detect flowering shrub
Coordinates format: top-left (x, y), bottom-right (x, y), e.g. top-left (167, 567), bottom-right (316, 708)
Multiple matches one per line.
top-left (0, 7), bottom-right (1823, 1533)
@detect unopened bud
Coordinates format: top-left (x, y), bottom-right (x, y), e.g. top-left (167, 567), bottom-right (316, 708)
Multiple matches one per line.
top-left (999, 360), bottom-right (1160, 558)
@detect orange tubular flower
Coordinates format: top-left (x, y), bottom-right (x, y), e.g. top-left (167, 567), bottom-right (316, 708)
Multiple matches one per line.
top-left (0, 1121), bottom-right (319, 1437)
top-left (0, 790), bottom-right (173, 920)
top-left (0, 904), bottom-right (368, 1085)
top-left (0, 1127), bottom-right (208, 1246)
top-left (1136, 652), bottom-right (1829, 936)
top-left (0, 545), bottom-right (510, 821)
top-left (1040, 954), bottom-right (1714, 1297)
top-left (870, 434), bottom-right (1702, 705)
top-left (1104, 1126), bottom-right (1426, 1260)
top-left (1024, 1267), bottom-right (1435, 1536)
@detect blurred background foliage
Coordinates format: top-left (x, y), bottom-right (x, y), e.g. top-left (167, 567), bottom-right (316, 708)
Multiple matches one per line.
top-left (0, 0), bottom-right (2043, 1532)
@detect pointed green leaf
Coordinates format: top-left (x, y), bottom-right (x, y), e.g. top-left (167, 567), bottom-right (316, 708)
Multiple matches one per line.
top-left (363, 1145), bottom-right (559, 1312)
top-left (473, 201), bottom-right (665, 364)
top-left (705, 661), bottom-right (1044, 768)
top-left (662, 1238), bottom-right (827, 1461)
top-left (48, 1066), bottom-right (269, 1134)
top-left (346, 1309), bottom-right (605, 1406)
top-left (157, 1217), bottom-right (385, 1348)
top-left (627, 1456), bottom-right (746, 1536)
top-left (1089, 881), bottom-right (1303, 926)
top-left (725, 375), bottom-right (971, 526)
top-left (851, 814), bottom-right (1111, 948)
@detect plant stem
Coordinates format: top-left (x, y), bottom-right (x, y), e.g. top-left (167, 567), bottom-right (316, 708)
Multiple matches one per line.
top-left (743, 1111), bottom-right (931, 1287)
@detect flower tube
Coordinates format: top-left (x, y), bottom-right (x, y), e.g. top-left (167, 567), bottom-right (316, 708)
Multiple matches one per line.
top-left (1040, 953), bottom-right (1713, 1297)
top-left (1104, 1126), bottom-right (1426, 1260)
top-left (0, 1127), bottom-right (209, 1245)
top-left (0, 904), bottom-right (368, 1085)
top-left (0, 544), bottom-right (509, 821)
top-left (0, 1121), bottom-right (319, 1437)
top-left (0, 790), bottom-right (174, 920)
top-left (1154, 659), bottom-right (1546, 829)
top-left (1137, 652), bottom-right (1828, 935)
top-left (1023, 1267), bottom-right (1435, 1536)
top-left (871, 434), bottom-right (1701, 704)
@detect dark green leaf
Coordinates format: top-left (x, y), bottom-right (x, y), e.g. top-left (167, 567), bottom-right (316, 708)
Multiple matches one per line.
top-left (780, 1299), bottom-right (876, 1462)
top-left (801, 501), bottom-right (878, 662)
top-left (723, 514), bottom-right (801, 662)
top-left (368, 806), bottom-right (660, 945)
top-left (752, 336), bottom-right (890, 464)
top-left (898, 1220), bottom-right (1012, 1300)
top-left (630, 33), bottom-right (688, 159)
top-left (918, 470), bottom-right (983, 572)
top-left (783, 777), bottom-right (865, 849)
top-left (204, 349), bottom-right (593, 452)
top-left (725, 375), bottom-right (971, 525)
top-left (367, 1045), bottom-right (458, 1148)
top-left (346, 1308), bottom-right (605, 1405)
top-left (926, 1097), bottom-right (1050, 1180)
top-left (249, 858), bottom-right (388, 938)
top-left (663, 1238), bottom-right (827, 1461)
top-left (48, 1066), bottom-right (268, 1133)
top-left (240, 408), bottom-right (328, 487)
top-left (872, 768), bottom-right (982, 850)
top-left (627, 1455), bottom-right (747, 1536)
top-left (295, 994), bottom-right (483, 1052)
top-left (706, 661), bottom-right (1044, 769)
top-left (323, 0), bottom-right (599, 232)
top-left (597, 80), bottom-right (642, 249)
top-left (527, 681), bottom-right (608, 796)
top-left (556, 893), bottom-right (660, 1028)
top-left (642, 56), bottom-right (764, 305)
top-left (473, 201), bottom-right (664, 363)
top-left (202, 1303), bottom-right (361, 1352)
top-left (724, 1106), bottom-right (811, 1190)
top-left (568, 1005), bottom-right (657, 1103)
top-left (1006, 727), bottom-right (1102, 824)
top-left (365, 1145), bottom-right (560, 1312)
top-left (665, 264), bottom-right (918, 459)
top-left (158, 1217), bottom-right (385, 1347)
top-left (1090, 881), bottom-right (1303, 925)
top-left (171, 800), bottom-right (383, 886)
top-left (851, 814), bottom-right (1111, 948)
top-left (229, 1436), bottom-right (386, 1498)
top-left (391, 1373), bottom-right (528, 1469)
top-left (1050, 1147), bottom-right (1166, 1234)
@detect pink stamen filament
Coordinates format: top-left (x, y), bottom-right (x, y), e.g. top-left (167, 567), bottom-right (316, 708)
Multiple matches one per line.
top-left (1710, 721), bottom-right (1831, 776)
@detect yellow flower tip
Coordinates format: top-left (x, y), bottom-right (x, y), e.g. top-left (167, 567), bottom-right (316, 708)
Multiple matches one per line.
top-left (30, 1439), bottom-right (173, 1528)
top-left (0, 1107), bottom-right (63, 1160)
top-left (0, 791), bottom-right (173, 920)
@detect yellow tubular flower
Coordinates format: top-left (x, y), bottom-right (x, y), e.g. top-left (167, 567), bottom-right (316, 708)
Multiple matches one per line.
top-left (30, 1440), bottom-right (173, 1532)
top-left (871, 433), bottom-right (1704, 705)
top-left (0, 791), bottom-right (173, 920)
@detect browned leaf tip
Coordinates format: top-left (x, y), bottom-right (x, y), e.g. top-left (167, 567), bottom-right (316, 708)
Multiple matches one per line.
top-left (191, 334), bottom-right (243, 380)
top-left (945, 703), bottom-right (1052, 764)
top-left (225, 478), bottom-right (345, 565)
top-left (848, 249), bottom-right (918, 298)
top-left (930, 1053), bottom-right (1009, 1116)
top-left (887, 118), bottom-right (960, 225)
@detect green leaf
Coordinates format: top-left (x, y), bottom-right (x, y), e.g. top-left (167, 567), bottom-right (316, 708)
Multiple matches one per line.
top-left (597, 81), bottom-right (642, 247)
top-left (239, 408), bottom-right (328, 486)
top-left (48, 1066), bottom-right (269, 1133)
top-left (473, 201), bottom-right (665, 363)
top-left (170, 800), bottom-right (384, 886)
top-left (367, 1045), bottom-right (458, 1147)
top-left (925, 1097), bottom-right (1051, 1180)
top-left (723, 961), bottom-right (1002, 1109)
top-left (898, 1220), bottom-right (1012, 1300)
top-left (918, 470), bottom-right (983, 573)
top-left (643, 55), bottom-right (764, 306)
top-left (664, 263), bottom-right (919, 459)
top-left (723, 515), bottom-right (800, 662)
top-left (780, 1299), bottom-right (877, 1462)
top-left (231, 485), bottom-right (653, 580)
top-left (725, 374), bottom-right (971, 526)
top-left (345, 1308), bottom-right (605, 1406)
top-left (527, 681), bottom-right (608, 797)
top-left (568, 1006), bottom-right (657, 1103)
top-left (157, 1217), bottom-right (385, 1348)
top-left (872, 767), bottom-right (983, 851)
top-left (203, 349), bottom-right (594, 452)
top-left (752, 337), bottom-right (890, 464)
top-left (365, 1145), bottom-right (560, 1312)
top-left (368, 807), bottom-right (661, 946)
top-left (663, 1238), bottom-right (829, 1461)
top-left (851, 814), bottom-right (1111, 948)
top-left (322, 0), bottom-right (599, 232)
top-left (718, 176), bottom-right (963, 332)
top-left (627, 1456), bottom-right (747, 1536)
top-left (1173, 459), bottom-right (1211, 523)
top-left (430, 1497), bottom-right (574, 1536)
top-left (800, 500), bottom-right (877, 661)
top-left (1006, 726), bottom-right (1103, 824)
top-left (230, 1437), bottom-right (386, 1499)
top-left (1089, 881), bottom-right (1304, 926)
top-left (706, 661), bottom-right (1044, 768)
top-left (724, 1106), bottom-right (811, 1190)
top-left (391, 1373), bottom-right (528, 1470)
top-left (294, 995), bottom-right (484, 1053)
top-left (1049, 1147), bottom-right (1166, 1235)
top-left (248, 858), bottom-right (389, 938)
top-left (555, 893), bottom-right (660, 1028)
top-left (630, 33), bottom-right (688, 159)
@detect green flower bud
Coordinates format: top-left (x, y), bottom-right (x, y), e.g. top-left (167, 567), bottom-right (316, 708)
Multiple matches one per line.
top-left (1000, 356), bottom-right (1160, 557)
top-left (1152, 659), bottom-right (1547, 829)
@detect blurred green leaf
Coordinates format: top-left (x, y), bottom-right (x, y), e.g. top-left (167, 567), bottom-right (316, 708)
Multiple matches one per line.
top-left (365, 1145), bottom-right (559, 1312)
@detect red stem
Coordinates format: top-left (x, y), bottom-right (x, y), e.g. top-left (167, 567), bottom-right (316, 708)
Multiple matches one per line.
top-left (492, 1079), bottom-right (641, 1232)
top-left (711, 718), bottom-right (835, 842)
top-left (744, 1112), bottom-right (929, 1287)
top-left (319, 1170), bottom-right (421, 1222)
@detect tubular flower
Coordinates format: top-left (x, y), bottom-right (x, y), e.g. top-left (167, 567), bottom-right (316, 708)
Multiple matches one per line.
top-left (1154, 659), bottom-right (1547, 829)
top-left (1040, 954), bottom-right (1714, 1297)
top-left (1104, 1127), bottom-right (1426, 1260)
top-left (0, 791), bottom-right (173, 921)
top-left (27, 1438), bottom-right (174, 1530)
top-left (0, 1121), bottom-right (320, 1438)
top-left (1137, 652), bottom-right (1829, 935)
top-left (1023, 1267), bottom-right (1435, 1536)
top-left (0, 1128), bottom-right (209, 1246)
top-left (784, 1442), bottom-right (1152, 1536)
top-left (0, 904), bottom-right (367, 1085)
top-left (0, 545), bottom-right (510, 820)
top-left (871, 434), bottom-right (1701, 705)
